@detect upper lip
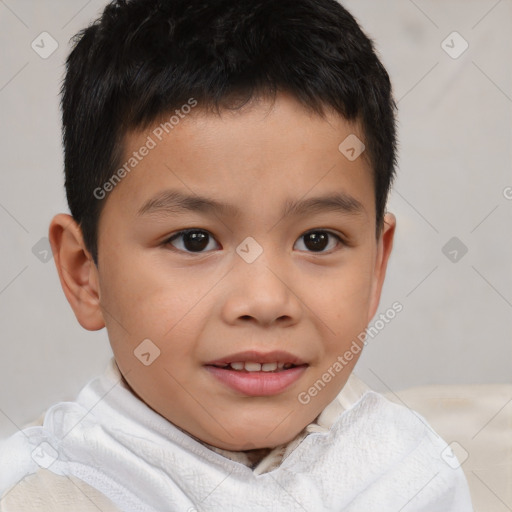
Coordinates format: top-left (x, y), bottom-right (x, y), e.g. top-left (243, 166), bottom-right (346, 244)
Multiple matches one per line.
top-left (205, 350), bottom-right (307, 366)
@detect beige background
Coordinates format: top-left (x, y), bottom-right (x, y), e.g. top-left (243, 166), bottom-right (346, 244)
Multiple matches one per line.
top-left (0, 0), bottom-right (511, 439)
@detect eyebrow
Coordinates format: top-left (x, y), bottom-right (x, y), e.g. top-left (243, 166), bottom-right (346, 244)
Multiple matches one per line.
top-left (137, 189), bottom-right (365, 218)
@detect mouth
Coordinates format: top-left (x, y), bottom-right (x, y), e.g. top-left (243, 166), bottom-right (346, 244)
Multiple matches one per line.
top-left (204, 350), bottom-right (309, 396)
top-left (207, 361), bottom-right (304, 372)
top-left (204, 349), bottom-right (307, 369)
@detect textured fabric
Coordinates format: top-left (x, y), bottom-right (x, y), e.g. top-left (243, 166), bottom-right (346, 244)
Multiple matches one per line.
top-left (0, 359), bottom-right (473, 511)
top-left (385, 384), bottom-right (512, 512)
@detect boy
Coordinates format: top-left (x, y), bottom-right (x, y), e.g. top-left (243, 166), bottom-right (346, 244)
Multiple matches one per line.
top-left (0, 0), bottom-right (473, 510)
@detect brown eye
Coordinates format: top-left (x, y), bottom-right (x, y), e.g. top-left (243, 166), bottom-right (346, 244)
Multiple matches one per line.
top-left (166, 230), bottom-right (220, 253)
top-left (294, 231), bottom-right (341, 253)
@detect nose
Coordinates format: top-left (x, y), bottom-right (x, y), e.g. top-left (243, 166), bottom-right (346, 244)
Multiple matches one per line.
top-left (220, 255), bottom-right (303, 328)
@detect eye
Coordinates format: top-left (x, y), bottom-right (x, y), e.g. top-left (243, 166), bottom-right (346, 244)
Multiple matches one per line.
top-left (294, 230), bottom-right (343, 253)
top-left (165, 229), bottom-right (220, 253)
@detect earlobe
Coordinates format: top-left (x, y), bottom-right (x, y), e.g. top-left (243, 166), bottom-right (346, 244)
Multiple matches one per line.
top-left (368, 212), bottom-right (396, 321)
top-left (48, 214), bottom-right (105, 331)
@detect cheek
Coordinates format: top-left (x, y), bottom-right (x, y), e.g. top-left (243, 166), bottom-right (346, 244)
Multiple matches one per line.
top-left (311, 260), bottom-right (375, 349)
top-left (100, 256), bottom-right (216, 348)
top-left (317, 261), bottom-right (374, 315)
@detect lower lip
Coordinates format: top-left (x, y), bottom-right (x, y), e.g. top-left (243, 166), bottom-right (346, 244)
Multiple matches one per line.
top-left (205, 365), bottom-right (308, 396)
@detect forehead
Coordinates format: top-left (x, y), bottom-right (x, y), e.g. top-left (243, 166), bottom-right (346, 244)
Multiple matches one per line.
top-left (102, 93), bottom-right (375, 224)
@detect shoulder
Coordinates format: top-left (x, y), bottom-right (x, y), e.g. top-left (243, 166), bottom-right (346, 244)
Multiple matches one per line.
top-left (0, 469), bottom-right (122, 512)
top-left (0, 388), bottom-right (123, 511)
top-left (340, 390), bottom-right (474, 511)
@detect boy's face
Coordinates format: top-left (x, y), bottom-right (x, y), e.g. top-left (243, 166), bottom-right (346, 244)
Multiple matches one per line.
top-left (57, 93), bottom-right (395, 451)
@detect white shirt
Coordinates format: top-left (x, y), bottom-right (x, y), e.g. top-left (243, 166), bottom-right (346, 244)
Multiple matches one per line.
top-left (0, 359), bottom-right (473, 511)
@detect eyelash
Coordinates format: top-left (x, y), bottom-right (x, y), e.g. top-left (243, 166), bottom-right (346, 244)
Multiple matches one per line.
top-left (163, 229), bottom-right (345, 254)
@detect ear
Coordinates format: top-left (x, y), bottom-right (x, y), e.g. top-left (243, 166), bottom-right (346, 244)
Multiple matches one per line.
top-left (368, 212), bottom-right (396, 321)
top-left (48, 214), bottom-right (105, 331)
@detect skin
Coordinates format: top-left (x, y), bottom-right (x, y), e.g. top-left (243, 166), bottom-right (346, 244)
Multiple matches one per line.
top-left (49, 92), bottom-right (395, 455)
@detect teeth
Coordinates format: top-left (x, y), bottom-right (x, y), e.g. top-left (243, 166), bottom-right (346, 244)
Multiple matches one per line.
top-left (244, 362), bottom-right (262, 372)
top-left (261, 362), bottom-right (278, 372)
top-left (223, 361), bottom-right (296, 372)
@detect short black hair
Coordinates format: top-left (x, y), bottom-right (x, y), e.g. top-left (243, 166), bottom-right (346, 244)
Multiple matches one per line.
top-left (61, 0), bottom-right (397, 265)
